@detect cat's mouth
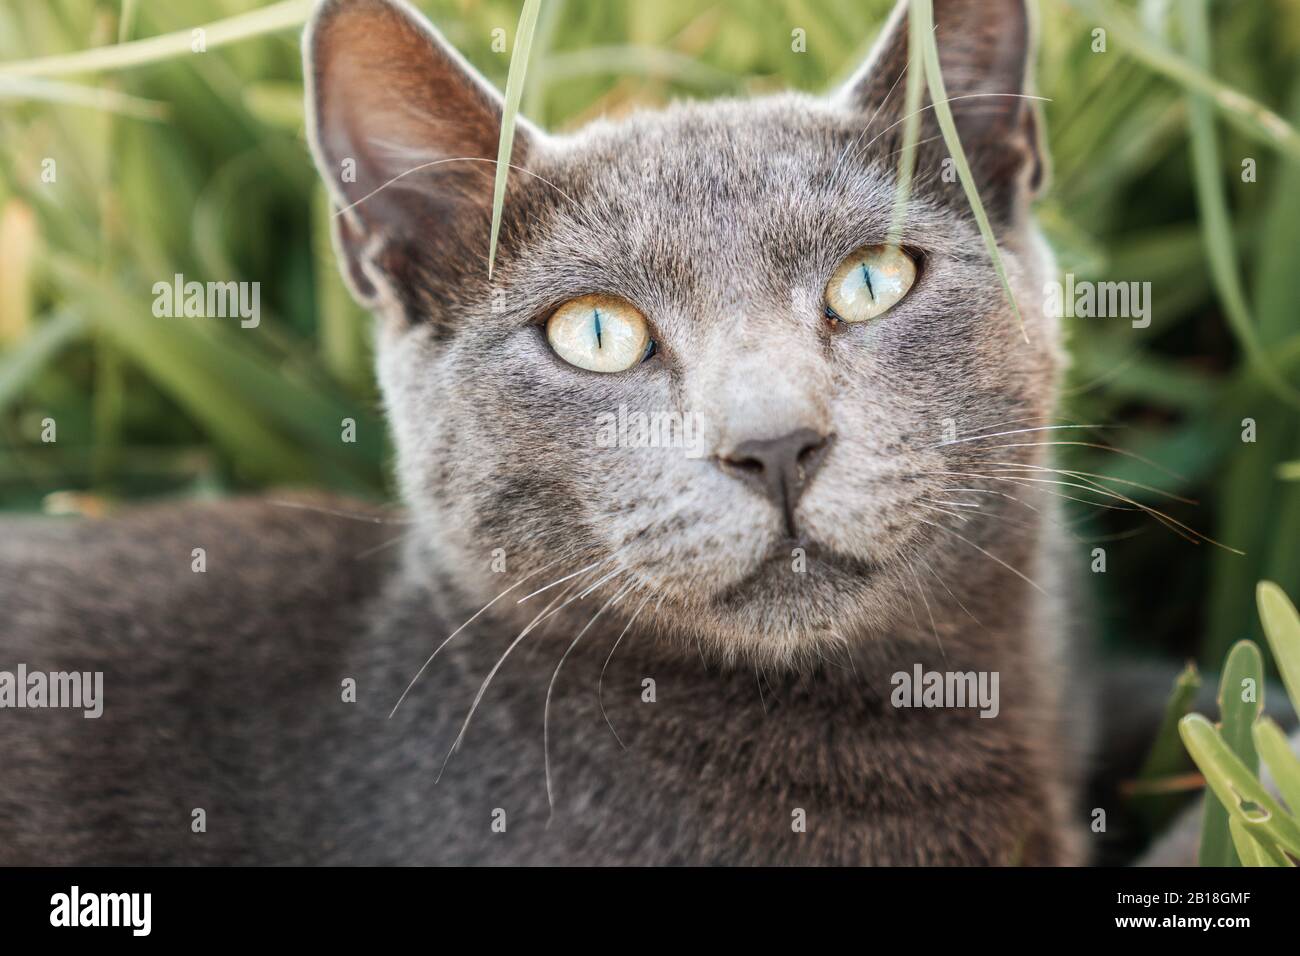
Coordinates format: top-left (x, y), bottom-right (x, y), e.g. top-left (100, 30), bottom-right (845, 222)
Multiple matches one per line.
top-left (711, 538), bottom-right (880, 609)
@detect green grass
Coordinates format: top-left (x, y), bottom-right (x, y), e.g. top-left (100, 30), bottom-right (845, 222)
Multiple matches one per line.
top-left (1, 0), bottom-right (1299, 697)
top-left (1180, 581), bottom-right (1300, 866)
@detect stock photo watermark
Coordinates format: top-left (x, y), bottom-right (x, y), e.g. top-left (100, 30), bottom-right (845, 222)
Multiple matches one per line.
top-left (1044, 273), bottom-right (1151, 329)
top-left (594, 404), bottom-right (707, 459)
top-left (0, 664), bottom-right (103, 718)
top-left (152, 273), bottom-right (261, 328)
top-left (891, 664), bottom-right (1000, 719)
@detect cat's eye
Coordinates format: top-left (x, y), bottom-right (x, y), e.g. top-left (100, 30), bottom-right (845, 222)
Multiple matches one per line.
top-left (546, 294), bottom-right (653, 373)
top-left (824, 245), bottom-right (917, 324)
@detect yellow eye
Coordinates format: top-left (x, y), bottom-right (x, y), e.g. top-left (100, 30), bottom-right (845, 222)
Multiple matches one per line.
top-left (825, 245), bottom-right (917, 323)
top-left (546, 294), bottom-right (652, 373)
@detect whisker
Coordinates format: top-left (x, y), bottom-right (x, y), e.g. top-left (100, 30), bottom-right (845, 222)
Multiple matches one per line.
top-left (928, 424), bottom-right (1116, 449)
top-left (266, 499), bottom-right (412, 525)
top-left (917, 553), bottom-right (987, 634)
top-left (599, 591), bottom-right (653, 751)
top-left (334, 153), bottom-right (589, 226)
top-left (916, 516), bottom-right (1048, 595)
top-left (918, 497), bottom-right (982, 510)
top-left (389, 558), bottom-right (563, 719)
top-left (964, 460), bottom-right (1196, 505)
top-left (849, 92), bottom-right (1052, 165)
top-left (437, 565), bottom-right (629, 782)
top-left (941, 486), bottom-right (1041, 513)
top-left (517, 559), bottom-right (606, 604)
top-left (917, 502), bottom-right (972, 524)
top-left (967, 440), bottom-right (1187, 482)
top-left (920, 470), bottom-right (1140, 513)
top-left (903, 555), bottom-right (946, 662)
top-left (832, 49), bottom-right (911, 184)
top-left (544, 582), bottom-right (635, 820)
top-left (354, 531), bottom-right (413, 560)
top-left (957, 465), bottom-right (1237, 550)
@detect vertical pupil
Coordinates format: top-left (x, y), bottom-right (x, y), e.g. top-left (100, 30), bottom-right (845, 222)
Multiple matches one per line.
top-left (593, 309), bottom-right (603, 349)
top-left (860, 263), bottom-right (875, 301)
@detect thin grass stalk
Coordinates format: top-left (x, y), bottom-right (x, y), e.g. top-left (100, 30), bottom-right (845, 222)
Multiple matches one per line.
top-left (488, 0), bottom-right (543, 279)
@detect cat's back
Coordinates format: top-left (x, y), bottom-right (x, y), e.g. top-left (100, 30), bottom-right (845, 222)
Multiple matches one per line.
top-left (0, 493), bottom-right (397, 863)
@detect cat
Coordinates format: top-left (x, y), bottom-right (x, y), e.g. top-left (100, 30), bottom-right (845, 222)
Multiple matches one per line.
top-left (0, 0), bottom-right (1091, 865)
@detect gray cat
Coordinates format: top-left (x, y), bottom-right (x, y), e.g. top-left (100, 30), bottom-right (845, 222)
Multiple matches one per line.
top-left (0, 0), bottom-right (1091, 864)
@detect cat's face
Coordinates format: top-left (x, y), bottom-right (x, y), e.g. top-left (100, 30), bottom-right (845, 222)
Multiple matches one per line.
top-left (307, 0), bottom-right (1061, 664)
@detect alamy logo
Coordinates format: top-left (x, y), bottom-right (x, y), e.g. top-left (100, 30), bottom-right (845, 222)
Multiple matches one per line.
top-left (890, 664), bottom-right (1000, 718)
top-left (1043, 273), bottom-right (1151, 328)
top-left (0, 664), bottom-right (102, 718)
top-left (50, 886), bottom-right (151, 936)
top-left (152, 273), bottom-right (261, 328)
top-left (595, 404), bottom-right (707, 459)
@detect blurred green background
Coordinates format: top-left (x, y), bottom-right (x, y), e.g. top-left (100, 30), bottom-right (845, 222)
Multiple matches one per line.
top-left (0, 0), bottom-right (1298, 668)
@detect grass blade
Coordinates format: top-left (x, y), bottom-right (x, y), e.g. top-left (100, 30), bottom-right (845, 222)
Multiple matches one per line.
top-left (0, 311), bottom-right (85, 414)
top-left (487, 0), bottom-right (543, 279)
top-left (1133, 662), bottom-right (1201, 828)
top-left (0, 76), bottom-right (166, 119)
top-left (0, 0), bottom-right (311, 78)
top-left (1065, 0), bottom-right (1300, 162)
top-left (884, 0), bottom-right (926, 248)
top-left (913, 0), bottom-right (1025, 341)
top-left (1179, 0), bottom-right (1300, 409)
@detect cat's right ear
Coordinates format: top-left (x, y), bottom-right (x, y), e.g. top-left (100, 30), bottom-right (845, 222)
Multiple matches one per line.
top-left (837, 0), bottom-right (1045, 221)
top-left (304, 0), bottom-right (537, 312)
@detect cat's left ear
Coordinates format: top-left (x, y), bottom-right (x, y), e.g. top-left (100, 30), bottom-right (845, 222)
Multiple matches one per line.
top-left (838, 0), bottom-right (1046, 214)
top-left (304, 0), bottom-right (541, 316)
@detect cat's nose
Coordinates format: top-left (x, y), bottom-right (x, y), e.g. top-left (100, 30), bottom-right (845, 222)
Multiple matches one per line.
top-left (716, 428), bottom-right (833, 538)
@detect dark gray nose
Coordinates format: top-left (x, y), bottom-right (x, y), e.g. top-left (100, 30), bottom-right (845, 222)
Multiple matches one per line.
top-left (717, 428), bottom-right (833, 538)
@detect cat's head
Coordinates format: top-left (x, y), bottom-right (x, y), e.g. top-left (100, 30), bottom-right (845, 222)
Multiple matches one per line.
top-left (305, 0), bottom-right (1061, 665)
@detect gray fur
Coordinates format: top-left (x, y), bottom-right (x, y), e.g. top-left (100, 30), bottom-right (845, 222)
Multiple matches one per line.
top-left (0, 0), bottom-right (1089, 864)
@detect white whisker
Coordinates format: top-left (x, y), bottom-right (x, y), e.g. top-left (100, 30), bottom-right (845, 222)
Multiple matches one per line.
top-left (389, 558), bottom-right (563, 719)
top-left (544, 582), bottom-right (635, 820)
top-left (599, 591), bottom-right (653, 751)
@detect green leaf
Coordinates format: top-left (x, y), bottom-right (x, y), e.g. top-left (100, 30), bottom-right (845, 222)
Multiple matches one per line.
top-left (1258, 581), bottom-right (1300, 723)
top-left (1228, 815), bottom-right (1291, 867)
top-left (1197, 640), bottom-right (1264, 866)
top-left (1253, 717), bottom-right (1300, 818)
top-left (487, 0), bottom-right (543, 279)
top-left (1182, 714), bottom-right (1300, 860)
top-left (1134, 662), bottom-right (1201, 828)
top-left (1139, 662), bottom-right (1203, 780)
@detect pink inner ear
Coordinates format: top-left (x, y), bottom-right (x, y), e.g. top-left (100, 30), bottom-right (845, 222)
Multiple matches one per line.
top-left (307, 0), bottom-right (524, 218)
top-left (305, 0), bottom-right (538, 309)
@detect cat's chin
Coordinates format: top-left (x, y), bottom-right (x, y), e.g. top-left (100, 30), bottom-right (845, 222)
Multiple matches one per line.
top-left (704, 540), bottom-right (885, 632)
top-left (719, 541), bottom-right (879, 599)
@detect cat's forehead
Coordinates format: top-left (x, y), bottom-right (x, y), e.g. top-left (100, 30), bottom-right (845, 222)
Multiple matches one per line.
top-left (500, 94), bottom-right (955, 308)
top-left (546, 94), bottom-right (873, 196)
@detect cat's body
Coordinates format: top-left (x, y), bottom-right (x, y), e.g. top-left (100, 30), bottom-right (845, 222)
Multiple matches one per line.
top-left (0, 0), bottom-right (1094, 864)
top-left (0, 492), bottom-right (1084, 864)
